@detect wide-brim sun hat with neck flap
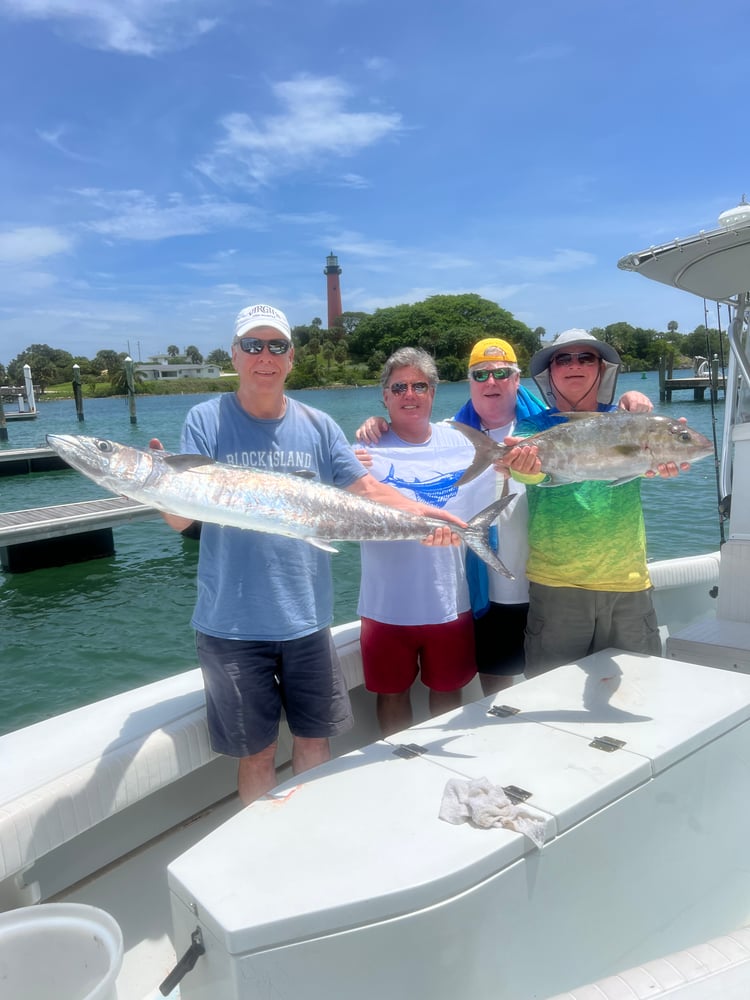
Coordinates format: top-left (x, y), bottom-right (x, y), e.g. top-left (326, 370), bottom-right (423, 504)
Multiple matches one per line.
top-left (530, 329), bottom-right (621, 406)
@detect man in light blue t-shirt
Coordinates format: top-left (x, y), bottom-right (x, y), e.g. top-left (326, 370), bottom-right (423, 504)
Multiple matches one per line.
top-left (154, 304), bottom-right (463, 805)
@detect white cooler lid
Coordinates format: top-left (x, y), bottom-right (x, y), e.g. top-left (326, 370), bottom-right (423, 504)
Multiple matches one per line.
top-left (168, 651), bottom-right (750, 957)
top-left (385, 699), bottom-right (652, 835)
top-left (490, 649), bottom-right (750, 774)
top-left (168, 740), bottom-right (553, 955)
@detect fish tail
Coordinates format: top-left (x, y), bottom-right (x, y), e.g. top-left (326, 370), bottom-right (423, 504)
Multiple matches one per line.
top-left (448, 421), bottom-right (505, 485)
top-left (463, 495), bottom-right (515, 580)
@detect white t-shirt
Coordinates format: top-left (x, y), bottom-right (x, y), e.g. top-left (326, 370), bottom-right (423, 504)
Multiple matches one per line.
top-left (482, 423), bottom-right (530, 605)
top-left (356, 423), bottom-right (473, 626)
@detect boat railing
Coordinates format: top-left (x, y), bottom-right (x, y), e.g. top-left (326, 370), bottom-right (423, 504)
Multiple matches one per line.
top-left (720, 292), bottom-right (750, 504)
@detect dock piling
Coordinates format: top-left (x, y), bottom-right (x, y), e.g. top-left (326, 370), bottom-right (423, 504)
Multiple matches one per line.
top-left (72, 364), bottom-right (85, 422)
top-left (125, 357), bottom-right (137, 425)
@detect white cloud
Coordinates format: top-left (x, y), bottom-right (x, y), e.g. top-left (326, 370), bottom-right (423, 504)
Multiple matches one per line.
top-left (497, 249), bottom-right (596, 278)
top-left (197, 75), bottom-right (403, 188)
top-left (0, 0), bottom-right (219, 55)
top-left (75, 189), bottom-right (266, 241)
top-left (0, 226), bottom-right (73, 263)
top-left (337, 173), bottom-right (370, 189)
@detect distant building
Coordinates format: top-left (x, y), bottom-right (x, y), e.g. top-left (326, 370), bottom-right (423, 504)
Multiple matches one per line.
top-left (135, 355), bottom-right (221, 381)
top-left (324, 252), bottom-right (343, 329)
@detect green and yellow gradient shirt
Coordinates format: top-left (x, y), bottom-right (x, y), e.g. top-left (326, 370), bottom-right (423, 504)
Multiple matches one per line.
top-left (512, 407), bottom-right (651, 593)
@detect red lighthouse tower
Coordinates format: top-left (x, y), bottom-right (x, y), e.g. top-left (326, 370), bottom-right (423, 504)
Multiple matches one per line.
top-left (324, 252), bottom-right (343, 329)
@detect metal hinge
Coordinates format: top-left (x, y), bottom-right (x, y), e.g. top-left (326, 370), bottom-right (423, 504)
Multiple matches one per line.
top-left (392, 743), bottom-right (428, 759)
top-left (487, 704), bottom-right (521, 718)
top-left (589, 736), bottom-right (626, 753)
top-left (503, 784), bottom-right (532, 803)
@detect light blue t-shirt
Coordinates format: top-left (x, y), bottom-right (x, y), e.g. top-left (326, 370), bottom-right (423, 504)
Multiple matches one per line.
top-left (181, 393), bottom-right (366, 640)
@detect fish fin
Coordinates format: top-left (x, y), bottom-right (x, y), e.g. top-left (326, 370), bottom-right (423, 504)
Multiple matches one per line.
top-left (536, 476), bottom-right (575, 487)
top-left (555, 411), bottom-right (600, 421)
top-left (448, 421), bottom-right (504, 485)
top-left (463, 495), bottom-right (515, 579)
top-left (162, 454), bottom-right (217, 470)
top-left (608, 475), bottom-right (642, 487)
top-left (306, 538), bottom-right (339, 553)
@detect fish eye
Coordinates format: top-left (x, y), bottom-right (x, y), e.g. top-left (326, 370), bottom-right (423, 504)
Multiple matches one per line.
top-left (679, 432), bottom-right (692, 443)
top-left (96, 440), bottom-right (113, 453)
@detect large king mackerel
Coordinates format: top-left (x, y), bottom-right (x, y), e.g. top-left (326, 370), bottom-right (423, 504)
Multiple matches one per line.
top-left (450, 411), bottom-right (714, 487)
top-left (47, 434), bottom-right (515, 578)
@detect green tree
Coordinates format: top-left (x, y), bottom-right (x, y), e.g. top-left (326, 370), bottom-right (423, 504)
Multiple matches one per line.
top-left (321, 340), bottom-right (335, 373)
top-left (185, 345), bottom-right (204, 364)
top-left (348, 294), bottom-right (538, 371)
top-left (167, 344), bottom-right (180, 358)
top-left (93, 350), bottom-right (126, 377)
top-left (8, 344), bottom-right (75, 386)
top-left (108, 359), bottom-right (146, 395)
top-left (207, 348), bottom-right (232, 367)
top-left (437, 356), bottom-right (466, 382)
top-left (335, 311), bottom-right (368, 336)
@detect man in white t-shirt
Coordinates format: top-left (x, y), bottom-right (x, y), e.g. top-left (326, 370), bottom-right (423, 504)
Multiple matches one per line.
top-left (357, 347), bottom-right (478, 736)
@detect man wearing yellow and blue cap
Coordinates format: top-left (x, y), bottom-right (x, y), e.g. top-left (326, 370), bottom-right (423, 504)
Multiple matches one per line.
top-left (452, 338), bottom-right (548, 694)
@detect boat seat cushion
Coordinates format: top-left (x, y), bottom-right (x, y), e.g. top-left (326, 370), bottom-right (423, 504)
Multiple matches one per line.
top-left (0, 622), bottom-right (364, 885)
top-left (0, 670), bottom-right (215, 883)
top-left (548, 924), bottom-right (750, 999)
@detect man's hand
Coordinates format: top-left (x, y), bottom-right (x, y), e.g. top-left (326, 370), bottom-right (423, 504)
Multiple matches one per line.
top-left (502, 436), bottom-right (542, 475)
top-left (618, 391), bottom-right (652, 413)
top-left (354, 446), bottom-right (374, 469)
top-left (419, 524), bottom-right (462, 547)
top-left (346, 473), bottom-right (465, 546)
top-left (644, 418), bottom-right (691, 477)
top-left (355, 416), bottom-right (389, 444)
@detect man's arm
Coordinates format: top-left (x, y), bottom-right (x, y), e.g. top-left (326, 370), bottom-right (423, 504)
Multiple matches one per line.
top-left (148, 438), bottom-right (197, 533)
top-left (346, 473), bottom-right (465, 546)
top-left (354, 416), bottom-right (390, 444)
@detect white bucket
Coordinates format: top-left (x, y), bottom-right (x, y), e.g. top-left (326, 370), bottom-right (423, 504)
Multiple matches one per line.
top-left (0, 902), bottom-right (123, 1000)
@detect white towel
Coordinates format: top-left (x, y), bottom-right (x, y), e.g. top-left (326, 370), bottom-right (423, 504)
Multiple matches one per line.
top-left (439, 776), bottom-right (545, 849)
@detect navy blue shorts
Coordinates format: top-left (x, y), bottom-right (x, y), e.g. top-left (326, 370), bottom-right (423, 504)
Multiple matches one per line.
top-left (196, 628), bottom-right (353, 757)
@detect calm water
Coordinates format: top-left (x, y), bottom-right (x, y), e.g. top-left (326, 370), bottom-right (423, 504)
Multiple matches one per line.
top-left (0, 374), bottom-right (727, 735)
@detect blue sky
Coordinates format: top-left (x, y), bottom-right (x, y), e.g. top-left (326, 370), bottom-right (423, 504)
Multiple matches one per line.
top-left (0, 0), bottom-right (747, 365)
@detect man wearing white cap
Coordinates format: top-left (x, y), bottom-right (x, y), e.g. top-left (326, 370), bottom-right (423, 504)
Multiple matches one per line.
top-left (155, 304), bottom-right (464, 805)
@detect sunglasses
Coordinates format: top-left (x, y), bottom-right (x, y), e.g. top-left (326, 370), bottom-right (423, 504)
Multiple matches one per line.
top-left (552, 351), bottom-right (599, 367)
top-left (471, 368), bottom-right (516, 382)
top-left (388, 381), bottom-right (431, 395)
top-left (237, 337), bottom-right (291, 355)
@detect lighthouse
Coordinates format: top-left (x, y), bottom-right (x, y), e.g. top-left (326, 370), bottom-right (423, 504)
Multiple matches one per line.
top-left (324, 252), bottom-right (343, 329)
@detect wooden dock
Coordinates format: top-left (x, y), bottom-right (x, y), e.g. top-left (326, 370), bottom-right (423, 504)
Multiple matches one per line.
top-left (659, 357), bottom-right (726, 402)
top-left (0, 497), bottom-right (158, 572)
top-left (0, 447), bottom-right (68, 476)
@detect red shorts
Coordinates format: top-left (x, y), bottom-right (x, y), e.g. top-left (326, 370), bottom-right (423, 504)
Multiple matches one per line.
top-left (360, 612), bottom-right (476, 694)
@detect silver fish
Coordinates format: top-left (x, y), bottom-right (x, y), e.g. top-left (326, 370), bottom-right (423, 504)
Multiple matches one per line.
top-left (47, 434), bottom-right (516, 578)
top-left (450, 412), bottom-right (714, 487)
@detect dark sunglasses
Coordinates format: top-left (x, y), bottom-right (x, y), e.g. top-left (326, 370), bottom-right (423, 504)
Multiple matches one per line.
top-left (552, 351), bottom-right (599, 367)
top-left (388, 381), bottom-right (431, 395)
top-left (237, 337), bottom-right (291, 355)
top-left (471, 368), bottom-right (516, 382)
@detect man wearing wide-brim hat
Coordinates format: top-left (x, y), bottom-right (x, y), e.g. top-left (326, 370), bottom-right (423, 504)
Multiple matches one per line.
top-left (506, 328), bottom-right (682, 677)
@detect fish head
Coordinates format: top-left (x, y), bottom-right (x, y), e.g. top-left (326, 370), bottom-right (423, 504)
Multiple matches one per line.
top-left (648, 417), bottom-right (714, 466)
top-left (46, 434), bottom-right (155, 488)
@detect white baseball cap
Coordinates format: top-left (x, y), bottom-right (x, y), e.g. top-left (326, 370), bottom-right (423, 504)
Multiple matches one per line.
top-left (233, 304), bottom-right (291, 343)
